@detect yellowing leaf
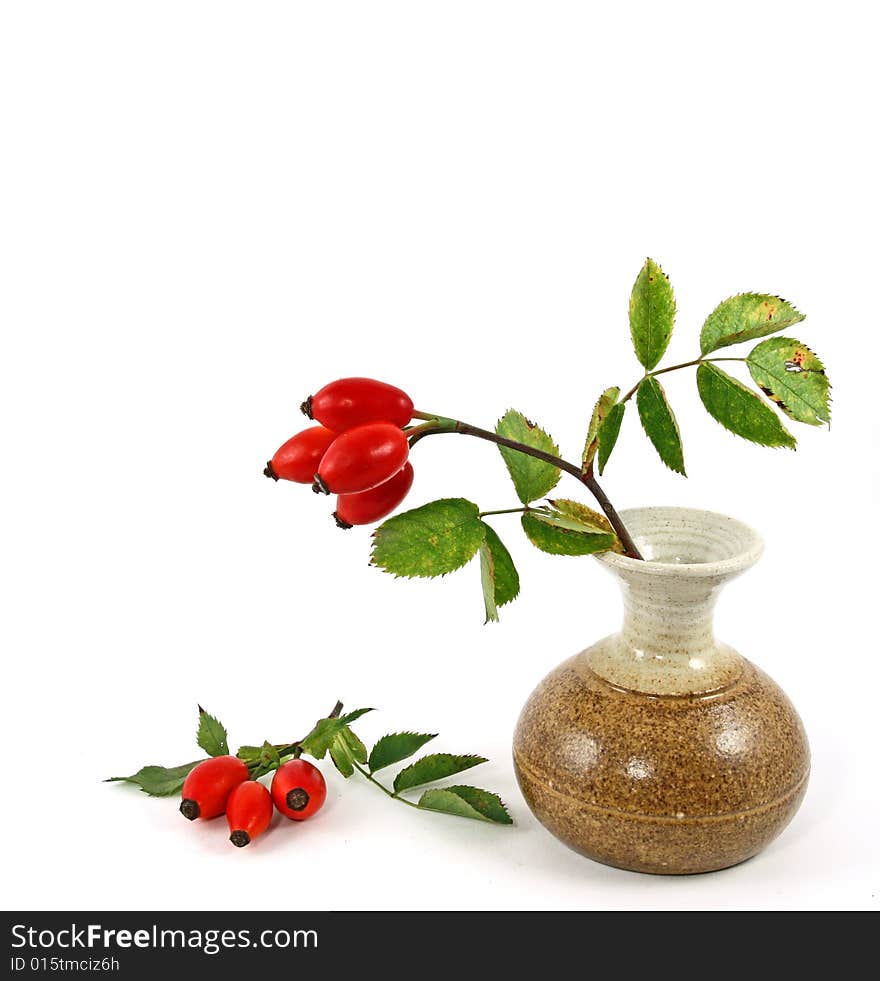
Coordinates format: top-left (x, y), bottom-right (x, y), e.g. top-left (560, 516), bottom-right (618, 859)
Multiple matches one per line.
top-left (746, 336), bottom-right (831, 426)
top-left (629, 258), bottom-right (676, 370)
top-left (700, 293), bottom-right (804, 354)
top-left (521, 512), bottom-right (616, 556)
top-left (582, 386), bottom-right (620, 470)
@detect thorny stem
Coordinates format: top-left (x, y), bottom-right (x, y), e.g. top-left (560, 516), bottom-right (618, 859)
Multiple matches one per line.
top-left (620, 356), bottom-right (746, 404)
top-left (409, 418), bottom-right (643, 560)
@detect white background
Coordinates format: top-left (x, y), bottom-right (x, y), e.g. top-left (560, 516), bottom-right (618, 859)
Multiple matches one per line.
top-left (2, 2), bottom-right (877, 912)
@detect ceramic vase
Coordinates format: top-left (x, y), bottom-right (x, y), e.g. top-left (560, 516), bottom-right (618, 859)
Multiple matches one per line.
top-left (513, 507), bottom-right (809, 875)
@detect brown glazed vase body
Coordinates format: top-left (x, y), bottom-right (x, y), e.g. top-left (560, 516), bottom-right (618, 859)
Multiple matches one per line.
top-left (513, 507), bottom-right (809, 875)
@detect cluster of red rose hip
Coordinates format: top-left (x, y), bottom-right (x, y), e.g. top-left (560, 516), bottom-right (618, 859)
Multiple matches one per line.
top-left (264, 377), bottom-right (416, 527)
top-left (180, 755), bottom-right (326, 848)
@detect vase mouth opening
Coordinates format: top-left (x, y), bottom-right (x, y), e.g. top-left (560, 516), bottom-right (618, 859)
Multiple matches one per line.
top-left (597, 507), bottom-right (764, 578)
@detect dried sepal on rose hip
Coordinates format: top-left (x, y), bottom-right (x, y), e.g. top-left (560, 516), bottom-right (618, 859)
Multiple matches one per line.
top-left (334, 462), bottom-right (414, 528)
top-left (179, 756), bottom-right (248, 821)
top-left (264, 426), bottom-right (336, 483)
top-left (226, 780), bottom-right (274, 847)
top-left (271, 759), bottom-right (327, 820)
top-left (313, 421), bottom-right (409, 495)
top-left (302, 377), bottom-right (414, 432)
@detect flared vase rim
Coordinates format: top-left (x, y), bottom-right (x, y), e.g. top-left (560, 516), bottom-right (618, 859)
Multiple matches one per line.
top-left (596, 506), bottom-right (764, 579)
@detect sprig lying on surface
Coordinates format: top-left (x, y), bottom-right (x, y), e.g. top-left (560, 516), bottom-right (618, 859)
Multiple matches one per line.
top-left (108, 702), bottom-right (512, 826)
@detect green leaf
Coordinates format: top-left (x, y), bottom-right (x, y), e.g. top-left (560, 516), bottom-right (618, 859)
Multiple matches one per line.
top-left (700, 293), bottom-right (805, 354)
top-left (521, 511), bottom-right (616, 557)
top-left (236, 745), bottom-right (264, 764)
top-left (582, 386), bottom-right (620, 470)
top-left (697, 362), bottom-right (796, 448)
top-left (522, 511), bottom-right (617, 555)
top-left (196, 706), bottom-right (229, 758)
top-left (495, 410), bottom-right (561, 504)
top-left (371, 499), bottom-right (486, 578)
top-left (249, 740), bottom-right (282, 777)
top-left (339, 707), bottom-right (374, 726)
top-left (300, 706), bottom-right (372, 776)
top-left (629, 258), bottom-right (676, 370)
top-left (478, 524), bottom-right (520, 623)
top-left (746, 337), bottom-right (831, 426)
top-left (417, 786), bottom-right (513, 825)
top-left (299, 717), bottom-right (346, 759)
top-left (393, 753), bottom-right (487, 793)
top-left (546, 498), bottom-right (616, 536)
top-left (106, 761), bottom-right (204, 797)
top-left (636, 376), bottom-right (686, 475)
top-left (329, 739), bottom-right (354, 777)
top-left (339, 727), bottom-right (368, 765)
top-left (369, 732), bottom-right (438, 773)
top-left (597, 402), bottom-right (625, 475)
top-left (324, 728), bottom-right (364, 779)
top-left (479, 537), bottom-right (498, 623)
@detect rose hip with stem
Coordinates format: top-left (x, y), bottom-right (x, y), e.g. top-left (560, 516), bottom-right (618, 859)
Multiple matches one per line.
top-left (313, 421), bottom-right (409, 495)
top-left (334, 461), bottom-right (414, 527)
top-left (264, 426), bottom-right (336, 483)
top-left (180, 756), bottom-right (248, 821)
top-left (302, 377), bottom-right (413, 432)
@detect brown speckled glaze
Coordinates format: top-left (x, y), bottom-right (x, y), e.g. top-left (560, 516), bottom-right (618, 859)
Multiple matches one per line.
top-left (513, 507), bottom-right (810, 875)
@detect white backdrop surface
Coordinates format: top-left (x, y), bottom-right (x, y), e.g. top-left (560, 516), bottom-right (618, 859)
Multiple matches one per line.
top-left (1, 1), bottom-right (877, 911)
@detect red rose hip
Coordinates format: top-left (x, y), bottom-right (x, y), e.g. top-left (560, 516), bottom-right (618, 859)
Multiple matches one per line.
top-left (334, 462), bottom-right (414, 527)
top-left (264, 426), bottom-right (336, 483)
top-left (226, 780), bottom-right (274, 847)
top-left (302, 377), bottom-right (414, 432)
top-left (180, 756), bottom-right (249, 821)
top-left (314, 422), bottom-right (409, 495)
top-left (271, 759), bottom-right (327, 820)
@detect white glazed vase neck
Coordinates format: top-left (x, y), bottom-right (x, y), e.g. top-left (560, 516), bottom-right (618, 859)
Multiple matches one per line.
top-left (619, 578), bottom-right (719, 663)
top-left (590, 508), bottom-right (764, 696)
